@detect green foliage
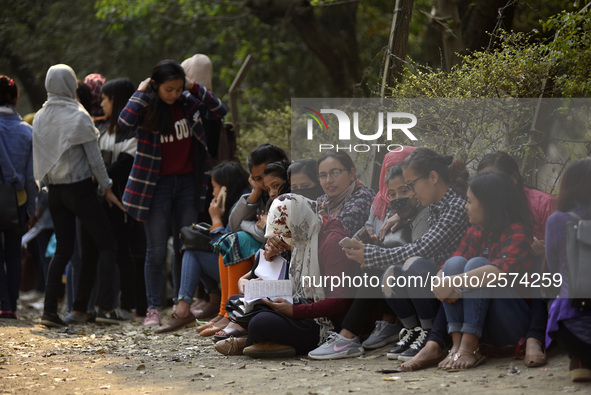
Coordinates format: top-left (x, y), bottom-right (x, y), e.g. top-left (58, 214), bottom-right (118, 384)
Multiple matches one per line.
top-left (235, 105), bottom-right (291, 167)
top-left (543, 8), bottom-right (591, 97)
top-left (391, 32), bottom-right (551, 99)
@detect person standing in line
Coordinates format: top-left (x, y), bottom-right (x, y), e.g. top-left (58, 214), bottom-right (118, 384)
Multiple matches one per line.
top-left (0, 75), bottom-right (38, 319)
top-left (33, 64), bottom-right (124, 327)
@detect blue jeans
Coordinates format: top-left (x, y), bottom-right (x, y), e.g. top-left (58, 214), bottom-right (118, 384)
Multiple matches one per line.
top-left (442, 256), bottom-right (530, 345)
top-left (385, 258), bottom-right (440, 326)
top-left (177, 250), bottom-right (220, 304)
top-left (0, 206), bottom-right (26, 312)
top-left (144, 174), bottom-right (197, 310)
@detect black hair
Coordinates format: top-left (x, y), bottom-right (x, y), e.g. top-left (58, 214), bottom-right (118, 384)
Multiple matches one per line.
top-left (477, 151), bottom-right (524, 190)
top-left (317, 151), bottom-right (356, 174)
top-left (0, 75), bottom-right (18, 106)
top-left (386, 163), bottom-right (404, 184)
top-left (211, 161), bottom-right (251, 225)
top-left (288, 159), bottom-right (319, 186)
top-left (556, 158), bottom-right (591, 213)
top-left (264, 161), bottom-right (291, 211)
top-left (76, 81), bottom-right (92, 113)
top-left (246, 143), bottom-right (289, 171)
top-left (142, 59), bottom-right (186, 135)
top-left (264, 160), bottom-right (291, 194)
top-left (101, 78), bottom-right (136, 134)
top-left (402, 147), bottom-right (469, 198)
top-left (468, 171), bottom-right (531, 235)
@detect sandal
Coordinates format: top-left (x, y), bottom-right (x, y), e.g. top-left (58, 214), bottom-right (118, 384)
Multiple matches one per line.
top-left (199, 316), bottom-right (229, 337)
top-left (401, 352), bottom-right (445, 372)
top-left (438, 349), bottom-right (457, 370)
top-left (213, 325), bottom-right (248, 341)
top-left (449, 348), bottom-right (486, 370)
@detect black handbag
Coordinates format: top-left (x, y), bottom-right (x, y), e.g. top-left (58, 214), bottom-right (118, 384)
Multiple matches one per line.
top-left (225, 297), bottom-right (274, 328)
top-left (179, 222), bottom-right (213, 252)
top-left (0, 163), bottom-right (20, 231)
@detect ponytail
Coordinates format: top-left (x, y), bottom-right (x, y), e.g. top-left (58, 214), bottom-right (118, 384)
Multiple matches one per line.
top-left (403, 147), bottom-right (469, 198)
top-left (448, 158), bottom-right (469, 198)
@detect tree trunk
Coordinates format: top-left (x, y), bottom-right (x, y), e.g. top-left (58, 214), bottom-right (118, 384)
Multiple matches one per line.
top-left (380, 0), bottom-right (414, 96)
top-left (461, 0), bottom-right (515, 52)
top-left (245, 0), bottom-right (364, 96)
top-left (430, 0), bottom-right (463, 71)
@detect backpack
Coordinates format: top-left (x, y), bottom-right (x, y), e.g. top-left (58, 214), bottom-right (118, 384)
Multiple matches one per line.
top-left (566, 206), bottom-right (591, 310)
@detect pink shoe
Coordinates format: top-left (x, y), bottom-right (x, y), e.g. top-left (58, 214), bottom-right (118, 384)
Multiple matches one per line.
top-left (143, 309), bottom-right (161, 326)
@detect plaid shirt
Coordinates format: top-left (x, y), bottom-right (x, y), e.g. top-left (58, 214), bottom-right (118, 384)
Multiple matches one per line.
top-left (119, 84), bottom-right (226, 222)
top-left (364, 188), bottom-right (468, 269)
top-left (452, 222), bottom-right (534, 273)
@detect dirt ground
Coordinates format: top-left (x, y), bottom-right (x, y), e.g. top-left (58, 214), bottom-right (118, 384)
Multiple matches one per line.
top-left (0, 297), bottom-right (587, 395)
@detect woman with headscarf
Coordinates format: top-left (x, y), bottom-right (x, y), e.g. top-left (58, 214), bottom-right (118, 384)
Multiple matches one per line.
top-left (33, 64), bottom-right (124, 327)
top-left (214, 193), bottom-right (359, 357)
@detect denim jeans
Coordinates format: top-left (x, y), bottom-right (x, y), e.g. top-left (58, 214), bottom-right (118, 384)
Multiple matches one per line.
top-left (44, 179), bottom-right (117, 314)
top-left (144, 174), bottom-right (197, 310)
top-left (385, 258), bottom-right (440, 326)
top-left (442, 256), bottom-right (530, 345)
top-left (177, 249), bottom-right (220, 304)
top-left (0, 205), bottom-right (26, 312)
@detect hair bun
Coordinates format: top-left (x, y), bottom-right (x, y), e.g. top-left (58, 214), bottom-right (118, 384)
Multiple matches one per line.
top-left (443, 155), bottom-right (454, 166)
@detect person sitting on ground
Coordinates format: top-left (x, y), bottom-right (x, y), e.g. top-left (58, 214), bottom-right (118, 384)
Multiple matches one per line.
top-left (545, 158), bottom-right (591, 382)
top-left (403, 151), bottom-right (555, 371)
top-left (288, 159), bottom-right (324, 201)
top-left (214, 193), bottom-right (359, 357)
top-left (155, 161), bottom-right (250, 333)
top-left (207, 160), bottom-right (292, 339)
top-left (433, 171), bottom-right (534, 370)
top-left (316, 151), bottom-right (375, 237)
top-left (308, 147), bottom-right (468, 360)
top-left (198, 145), bottom-right (289, 336)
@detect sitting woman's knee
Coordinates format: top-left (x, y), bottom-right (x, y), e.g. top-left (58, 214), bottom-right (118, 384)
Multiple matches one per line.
top-left (442, 256), bottom-right (468, 276)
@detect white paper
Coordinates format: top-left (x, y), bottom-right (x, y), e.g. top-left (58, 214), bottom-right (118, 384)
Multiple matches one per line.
top-left (254, 252), bottom-right (287, 281)
top-left (243, 280), bottom-right (293, 305)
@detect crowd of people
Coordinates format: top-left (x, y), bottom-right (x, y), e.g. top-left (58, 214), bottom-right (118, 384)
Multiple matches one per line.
top-left (0, 57), bottom-right (590, 383)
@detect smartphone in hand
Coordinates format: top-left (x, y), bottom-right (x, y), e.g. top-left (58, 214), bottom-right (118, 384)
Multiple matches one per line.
top-left (217, 186), bottom-right (227, 207)
top-left (339, 237), bottom-right (358, 249)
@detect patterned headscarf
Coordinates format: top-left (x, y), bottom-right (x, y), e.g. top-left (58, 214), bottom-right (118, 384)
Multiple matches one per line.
top-left (265, 194), bottom-right (324, 302)
top-left (83, 73), bottom-right (106, 116)
top-left (371, 146), bottom-right (417, 220)
top-left (265, 193), bottom-right (335, 342)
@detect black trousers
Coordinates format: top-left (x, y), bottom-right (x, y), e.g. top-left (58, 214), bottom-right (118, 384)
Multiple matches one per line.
top-left (44, 179), bottom-right (117, 314)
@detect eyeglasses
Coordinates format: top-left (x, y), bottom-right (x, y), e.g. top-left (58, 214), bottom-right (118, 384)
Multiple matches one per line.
top-left (318, 168), bottom-right (349, 181)
top-left (405, 173), bottom-right (428, 192)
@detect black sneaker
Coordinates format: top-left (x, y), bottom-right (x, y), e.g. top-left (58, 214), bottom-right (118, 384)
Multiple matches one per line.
top-left (386, 327), bottom-right (421, 360)
top-left (398, 328), bottom-right (430, 361)
top-left (40, 313), bottom-right (67, 328)
top-left (96, 309), bottom-right (127, 325)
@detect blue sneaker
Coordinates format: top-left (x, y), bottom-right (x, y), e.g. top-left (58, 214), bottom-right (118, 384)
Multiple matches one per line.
top-left (362, 320), bottom-right (403, 349)
top-left (308, 332), bottom-right (364, 360)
